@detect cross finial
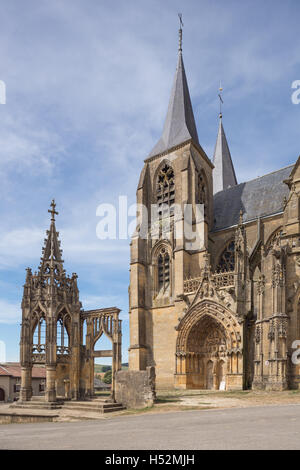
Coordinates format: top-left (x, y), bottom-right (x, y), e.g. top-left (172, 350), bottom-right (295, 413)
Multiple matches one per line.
top-left (218, 81), bottom-right (223, 119)
top-left (178, 13), bottom-right (183, 52)
top-left (48, 199), bottom-right (58, 222)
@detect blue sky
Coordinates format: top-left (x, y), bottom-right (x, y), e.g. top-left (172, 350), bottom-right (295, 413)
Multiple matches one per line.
top-left (0, 0), bottom-right (300, 363)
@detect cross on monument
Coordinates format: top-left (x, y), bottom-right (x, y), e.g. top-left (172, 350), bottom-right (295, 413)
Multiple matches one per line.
top-left (48, 199), bottom-right (58, 222)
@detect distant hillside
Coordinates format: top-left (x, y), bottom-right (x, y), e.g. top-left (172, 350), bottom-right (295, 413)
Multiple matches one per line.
top-left (94, 363), bottom-right (129, 373)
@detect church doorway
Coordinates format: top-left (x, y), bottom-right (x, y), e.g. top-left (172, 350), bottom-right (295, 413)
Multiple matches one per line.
top-left (175, 301), bottom-right (244, 390)
top-left (184, 314), bottom-right (227, 390)
top-left (0, 388), bottom-right (5, 401)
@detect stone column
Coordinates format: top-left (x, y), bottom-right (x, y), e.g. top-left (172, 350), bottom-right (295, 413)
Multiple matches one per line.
top-left (64, 379), bottom-right (70, 399)
top-left (20, 366), bottom-right (32, 401)
top-left (45, 365), bottom-right (56, 402)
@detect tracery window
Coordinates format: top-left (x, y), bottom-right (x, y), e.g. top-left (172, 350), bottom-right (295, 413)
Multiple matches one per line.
top-left (265, 227), bottom-right (283, 254)
top-left (158, 247), bottom-right (170, 290)
top-left (156, 164), bottom-right (175, 217)
top-left (216, 240), bottom-right (235, 273)
top-left (32, 314), bottom-right (46, 353)
top-left (56, 314), bottom-right (70, 354)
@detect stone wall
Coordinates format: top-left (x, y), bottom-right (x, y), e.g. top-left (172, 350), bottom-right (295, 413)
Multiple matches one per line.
top-left (115, 366), bottom-right (156, 409)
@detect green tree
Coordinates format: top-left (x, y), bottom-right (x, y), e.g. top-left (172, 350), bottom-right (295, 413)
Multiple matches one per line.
top-left (102, 365), bottom-right (111, 373)
top-left (103, 369), bottom-right (112, 384)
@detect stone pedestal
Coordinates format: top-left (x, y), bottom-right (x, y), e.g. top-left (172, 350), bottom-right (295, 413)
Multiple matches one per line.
top-left (225, 373), bottom-right (243, 390)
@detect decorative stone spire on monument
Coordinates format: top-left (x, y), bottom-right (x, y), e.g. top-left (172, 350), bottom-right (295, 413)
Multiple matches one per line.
top-left (38, 199), bottom-right (65, 283)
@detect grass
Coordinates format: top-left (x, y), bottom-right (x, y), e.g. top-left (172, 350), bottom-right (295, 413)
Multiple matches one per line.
top-left (94, 391), bottom-right (111, 397)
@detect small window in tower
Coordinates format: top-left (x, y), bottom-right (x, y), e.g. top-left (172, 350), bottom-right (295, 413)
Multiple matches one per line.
top-left (158, 248), bottom-right (170, 291)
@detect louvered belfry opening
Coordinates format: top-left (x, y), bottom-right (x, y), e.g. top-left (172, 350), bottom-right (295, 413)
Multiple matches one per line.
top-left (158, 248), bottom-right (170, 290)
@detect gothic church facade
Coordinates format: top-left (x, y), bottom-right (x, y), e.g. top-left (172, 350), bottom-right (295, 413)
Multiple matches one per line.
top-left (129, 31), bottom-right (300, 391)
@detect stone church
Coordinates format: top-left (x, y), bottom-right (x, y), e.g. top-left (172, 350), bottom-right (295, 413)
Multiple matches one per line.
top-left (129, 28), bottom-right (300, 391)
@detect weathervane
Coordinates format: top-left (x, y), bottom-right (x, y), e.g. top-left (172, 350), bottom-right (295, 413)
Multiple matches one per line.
top-left (48, 199), bottom-right (58, 222)
top-left (178, 13), bottom-right (183, 52)
top-left (218, 81), bottom-right (223, 118)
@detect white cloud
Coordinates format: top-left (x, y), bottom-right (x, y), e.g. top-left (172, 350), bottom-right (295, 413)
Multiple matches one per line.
top-left (0, 299), bottom-right (21, 324)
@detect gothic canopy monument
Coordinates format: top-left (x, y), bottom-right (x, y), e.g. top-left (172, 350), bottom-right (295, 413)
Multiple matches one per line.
top-left (128, 25), bottom-right (300, 391)
top-left (20, 200), bottom-right (122, 403)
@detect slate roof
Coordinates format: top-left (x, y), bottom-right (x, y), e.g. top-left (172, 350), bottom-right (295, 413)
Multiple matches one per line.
top-left (213, 117), bottom-right (237, 194)
top-left (213, 165), bottom-right (293, 231)
top-left (148, 51), bottom-right (199, 159)
top-left (0, 364), bottom-right (46, 378)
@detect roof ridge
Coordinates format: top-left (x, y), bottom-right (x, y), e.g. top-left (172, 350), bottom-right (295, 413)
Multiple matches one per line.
top-left (214, 163), bottom-right (294, 196)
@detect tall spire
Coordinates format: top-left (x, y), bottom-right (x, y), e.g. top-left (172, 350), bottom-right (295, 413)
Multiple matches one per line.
top-left (38, 199), bottom-right (64, 276)
top-left (148, 19), bottom-right (199, 159)
top-left (212, 89), bottom-right (237, 194)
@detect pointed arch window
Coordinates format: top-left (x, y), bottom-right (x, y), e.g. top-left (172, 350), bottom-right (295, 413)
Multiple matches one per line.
top-left (156, 164), bottom-right (175, 217)
top-left (216, 240), bottom-right (235, 273)
top-left (57, 313), bottom-right (70, 354)
top-left (32, 313), bottom-right (46, 353)
top-left (158, 247), bottom-right (170, 291)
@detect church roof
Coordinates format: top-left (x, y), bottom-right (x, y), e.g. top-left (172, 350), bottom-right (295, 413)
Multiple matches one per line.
top-left (213, 116), bottom-right (237, 194)
top-left (213, 164), bottom-right (293, 231)
top-left (148, 45), bottom-right (199, 159)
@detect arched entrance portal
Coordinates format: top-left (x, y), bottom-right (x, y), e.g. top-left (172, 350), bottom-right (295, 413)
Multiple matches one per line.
top-left (185, 315), bottom-right (228, 389)
top-left (175, 300), bottom-right (243, 390)
top-left (0, 388), bottom-right (5, 401)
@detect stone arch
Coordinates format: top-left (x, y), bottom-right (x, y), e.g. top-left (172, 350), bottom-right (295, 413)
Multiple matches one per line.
top-left (56, 303), bottom-right (72, 319)
top-left (151, 239), bottom-right (172, 258)
top-left (92, 321), bottom-right (111, 346)
top-left (176, 300), bottom-right (241, 353)
top-left (175, 300), bottom-right (243, 390)
top-left (153, 159), bottom-right (174, 195)
top-left (265, 226), bottom-right (283, 255)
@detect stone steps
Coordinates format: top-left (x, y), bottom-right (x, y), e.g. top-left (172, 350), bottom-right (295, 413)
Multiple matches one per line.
top-left (62, 401), bottom-right (125, 413)
top-left (10, 398), bottom-right (125, 414)
top-left (10, 401), bottom-right (63, 410)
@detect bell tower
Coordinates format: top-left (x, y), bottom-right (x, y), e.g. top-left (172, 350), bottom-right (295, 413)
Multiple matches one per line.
top-left (129, 24), bottom-right (214, 387)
